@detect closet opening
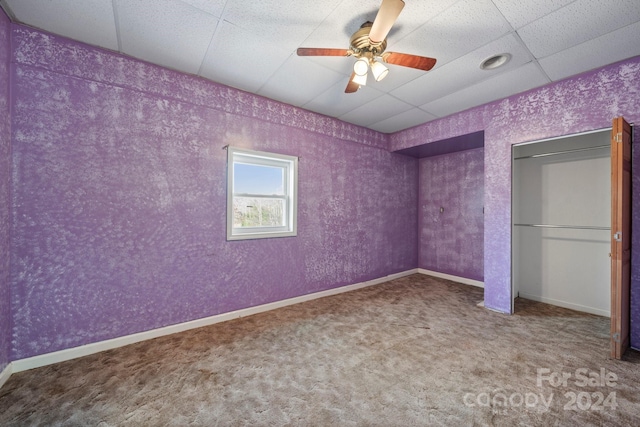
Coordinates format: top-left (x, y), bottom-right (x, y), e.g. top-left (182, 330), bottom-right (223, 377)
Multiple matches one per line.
top-left (511, 128), bottom-right (612, 316)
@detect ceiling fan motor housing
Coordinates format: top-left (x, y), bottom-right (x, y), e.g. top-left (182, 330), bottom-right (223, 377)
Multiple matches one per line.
top-left (350, 22), bottom-right (387, 58)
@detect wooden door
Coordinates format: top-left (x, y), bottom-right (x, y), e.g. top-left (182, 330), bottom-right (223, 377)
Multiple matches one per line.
top-left (610, 116), bottom-right (632, 359)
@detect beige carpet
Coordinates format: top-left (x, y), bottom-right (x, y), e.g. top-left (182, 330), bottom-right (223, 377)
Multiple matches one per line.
top-left (1, 274), bottom-right (639, 426)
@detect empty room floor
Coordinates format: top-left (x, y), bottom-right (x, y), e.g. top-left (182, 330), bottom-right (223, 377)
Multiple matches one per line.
top-left (1, 274), bottom-right (639, 426)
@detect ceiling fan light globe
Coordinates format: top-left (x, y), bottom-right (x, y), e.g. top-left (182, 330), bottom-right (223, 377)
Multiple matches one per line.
top-left (371, 61), bottom-right (389, 81)
top-left (353, 58), bottom-right (369, 76)
top-left (352, 73), bottom-right (367, 86)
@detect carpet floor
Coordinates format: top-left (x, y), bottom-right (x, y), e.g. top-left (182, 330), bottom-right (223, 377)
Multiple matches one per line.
top-left (1, 274), bottom-right (639, 426)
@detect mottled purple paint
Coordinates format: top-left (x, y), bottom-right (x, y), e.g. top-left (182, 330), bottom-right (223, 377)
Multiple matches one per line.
top-left (392, 56), bottom-right (640, 348)
top-left (0, 7), bottom-right (11, 374)
top-left (419, 148), bottom-right (484, 281)
top-left (11, 27), bottom-right (387, 151)
top-left (9, 25), bottom-right (417, 359)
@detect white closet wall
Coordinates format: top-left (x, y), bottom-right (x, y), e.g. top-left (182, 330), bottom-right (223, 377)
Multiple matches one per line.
top-left (512, 130), bottom-right (611, 317)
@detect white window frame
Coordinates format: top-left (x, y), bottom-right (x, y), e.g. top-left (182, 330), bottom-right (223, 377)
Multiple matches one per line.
top-left (227, 147), bottom-right (298, 241)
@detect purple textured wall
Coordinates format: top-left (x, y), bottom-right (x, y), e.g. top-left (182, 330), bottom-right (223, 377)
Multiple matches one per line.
top-left (391, 56), bottom-right (640, 347)
top-left (419, 148), bottom-right (483, 281)
top-left (0, 7), bottom-right (9, 374)
top-left (9, 26), bottom-right (417, 360)
top-left (0, 8), bottom-right (11, 373)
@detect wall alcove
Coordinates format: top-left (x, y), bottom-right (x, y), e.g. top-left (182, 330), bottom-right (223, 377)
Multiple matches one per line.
top-left (395, 131), bottom-right (485, 285)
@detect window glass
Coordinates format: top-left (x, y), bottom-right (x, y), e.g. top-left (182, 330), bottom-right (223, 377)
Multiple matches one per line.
top-left (234, 163), bottom-right (284, 196)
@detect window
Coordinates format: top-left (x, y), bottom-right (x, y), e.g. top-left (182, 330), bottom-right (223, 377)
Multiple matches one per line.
top-left (227, 147), bottom-right (298, 240)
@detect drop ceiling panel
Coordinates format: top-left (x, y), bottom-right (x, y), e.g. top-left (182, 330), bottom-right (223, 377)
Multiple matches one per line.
top-left (200, 20), bottom-right (293, 93)
top-left (391, 33), bottom-right (532, 107)
top-left (115, 0), bottom-right (219, 75)
top-left (301, 0), bottom-right (381, 46)
top-left (298, 55), bottom-right (354, 77)
top-left (391, 0), bottom-right (513, 68)
top-left (389, 0), bottom-right (460, 40)
top-left (3, 0), bottom-right (119, 51)
top-left (373, 64), bottom-right (428, 93)
top-left (368, 108), bottom-right (438, 134)
top-left (421, 62), bottom-right (550, 118)
top-left (179, 0), bottom-right (226, 18)
top-left (539, 21), bottom-right (640, 81)
top-left (222, 0), bottom-right (343, 53)
top-left (490, 0), bottom-right (575, 29)
top-left (339, 94), bottom-right (414, 127)
top-left (517, 0), bottom-right (640, 58)
top-left (258, 56), bottom-right (345, 108)
top-left (299, 0), bottom-right (382, 74)
top-left (303, 81), bottom-right (384, 118)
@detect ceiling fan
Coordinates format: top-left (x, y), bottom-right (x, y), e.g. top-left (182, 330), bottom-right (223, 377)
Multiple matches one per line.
top-left (297, 0), bottom-right (437, 93)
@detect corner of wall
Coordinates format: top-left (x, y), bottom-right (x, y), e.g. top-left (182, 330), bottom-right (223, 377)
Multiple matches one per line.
top-left (0, 2), bottom-right (13, 376)
top-left (0, 361), bottom-right (12, 389)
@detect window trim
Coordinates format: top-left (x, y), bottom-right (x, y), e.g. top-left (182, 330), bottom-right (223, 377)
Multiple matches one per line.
top-left (226, 146), bottom-right (298, 241)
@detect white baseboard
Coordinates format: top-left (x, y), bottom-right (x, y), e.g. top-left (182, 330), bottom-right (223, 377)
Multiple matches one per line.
top-left (0, 362), bottom-right (12, 389)
top-left (418, 269), bottom-right (484, 288)
top-left (518, 292), bottom-right (610, 317)
top-left (11, 269), bottom-right (419, 374)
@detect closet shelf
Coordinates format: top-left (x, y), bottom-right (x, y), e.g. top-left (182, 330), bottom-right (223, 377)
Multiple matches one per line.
top-left (514, 223), bottom-right (610, 231)
top-left (513, 144), bottom-right (609, 160)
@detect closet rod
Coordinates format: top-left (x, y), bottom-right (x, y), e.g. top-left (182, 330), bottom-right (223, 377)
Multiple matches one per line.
top-left (513, 144), bottom-right (609, 160)
top-left (514, 223), bottom-right (610, 231)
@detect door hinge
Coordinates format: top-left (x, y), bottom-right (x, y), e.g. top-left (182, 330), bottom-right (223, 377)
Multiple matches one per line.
top-left (614, 231), bottom-right (622, 242)
top-left (612, 332), bottom-right (620, 343)
top-left (614, 132), bottom-right (622, 143)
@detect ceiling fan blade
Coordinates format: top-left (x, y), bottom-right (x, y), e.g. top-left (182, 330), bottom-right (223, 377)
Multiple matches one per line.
top-left (369, 0), bottom-right (405, 44)
top-left (297, 48), bottom-right (350, 57)
top-left (345, 72), bottom-right (360, 93)
top-left (381, 52), bottom-right (437, 71)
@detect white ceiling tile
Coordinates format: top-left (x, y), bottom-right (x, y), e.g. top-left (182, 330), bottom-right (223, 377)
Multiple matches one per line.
top-left (391, 33), bottom-right (533, 106)
top-left (4, 0), bottom-right (119, 51)
top-left (339, 94), bottom-right (414, 127)
top-left (368, 108), bottom-right (438, 134)
top-left (222, 0), bottom-right (343, 53)
top-left (115, 0), bottom-right (219, 75)
top-left (491, 0), bottom-right (575, 29)
top-left (303, 80), bottom-right (384, 118)
top-left (297, 0), bottom-right (380, 74)
top-left (370, 65), bottom-right (428, 92)
top-left (301, 0), bottom-right (382, 48)
top-left (421, 62), bottom-right (550, 118)
top-left (389, 0), bottom-right (512, 68)
top-left (539, 21), bottom-right (640, 81)
top-left (389, 0), bottom-right (460, 42)
top-left (200, 20), bottom-right (293, 93)
top-left (298, 55), bottom-right (354, 77)
top-left (258, 56), bottom-right (345, 108)
top-left (518, 0), bottom-right (640, 58)
top-left (178, 0), bottom-right (226, 17)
